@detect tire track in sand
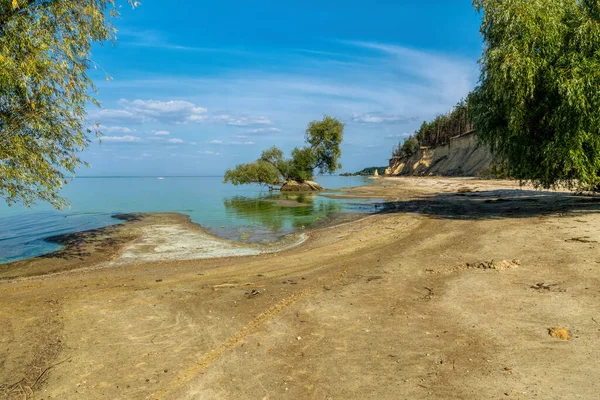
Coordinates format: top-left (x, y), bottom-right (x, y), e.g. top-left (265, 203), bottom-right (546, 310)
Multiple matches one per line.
top-left (146, 269), bottom-right (348, 400)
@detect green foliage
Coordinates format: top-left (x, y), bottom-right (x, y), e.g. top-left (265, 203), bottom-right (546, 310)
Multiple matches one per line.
top-left (392, 100), bottom-right (473, 159)
top-left (224, 116), bottom-right (344, 187)
top-left (394, 136), bottom-right (420, 159)
top-left (223, 160), bottom-right (281, 187)
top-left (289, 147), bottom-right (316, 182)
top-left (471, 0), bottom-right (600, 190)
top-left (0, 0), bottom-right (136, 208)
top-left (305, 115), bottom-right (344, 174)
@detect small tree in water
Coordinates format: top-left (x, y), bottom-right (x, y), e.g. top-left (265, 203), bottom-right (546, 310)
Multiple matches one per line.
top-left (224, 116), bottom-right (344, 189)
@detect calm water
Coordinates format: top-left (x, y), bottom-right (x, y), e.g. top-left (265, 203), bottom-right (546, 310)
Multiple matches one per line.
top-left (0, 176), bottom-right (377, 263)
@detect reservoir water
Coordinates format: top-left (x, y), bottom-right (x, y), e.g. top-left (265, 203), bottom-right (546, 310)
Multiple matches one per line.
top-left (0, 176), bottom-right (377, 263)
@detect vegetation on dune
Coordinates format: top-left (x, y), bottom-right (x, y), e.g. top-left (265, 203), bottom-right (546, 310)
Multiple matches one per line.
top-left (224, 116), bottom-right (344, 189)
top-left (471, 0), bottom-right (600, 191)
top-left (0, 0), bottom-right (137, 209)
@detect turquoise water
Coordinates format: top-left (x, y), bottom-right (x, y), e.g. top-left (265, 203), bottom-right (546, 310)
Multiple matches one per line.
top-left (0, 176), bottom-right (377, 263)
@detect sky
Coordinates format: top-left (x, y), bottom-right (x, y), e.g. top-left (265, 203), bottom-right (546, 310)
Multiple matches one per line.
top-left (83, 1), bottom-right (483, 176)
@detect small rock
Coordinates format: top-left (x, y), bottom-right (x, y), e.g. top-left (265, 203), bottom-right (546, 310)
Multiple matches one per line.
top-left (549, 326), bottom-right (571, 340)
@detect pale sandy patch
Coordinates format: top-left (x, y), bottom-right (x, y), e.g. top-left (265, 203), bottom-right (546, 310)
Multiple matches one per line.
top-left (116, 223), bottom-right (306, 263)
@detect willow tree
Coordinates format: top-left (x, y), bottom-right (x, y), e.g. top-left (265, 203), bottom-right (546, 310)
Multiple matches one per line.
top-left (471, 0), bottom-right (600, 190)
top-left (224, 116), bottom-right (344, 188)
top-left (0, 0), bottom-right (136, 208)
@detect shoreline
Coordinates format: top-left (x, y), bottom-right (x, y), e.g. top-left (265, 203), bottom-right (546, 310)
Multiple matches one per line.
top-left (2, 176), bottom-right (600, 399)
top-left (0, 186), bottom-right (374, 279)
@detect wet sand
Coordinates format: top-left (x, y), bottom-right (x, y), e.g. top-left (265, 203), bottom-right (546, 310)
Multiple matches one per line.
top-left (1, 177), bottom-right (599, 399)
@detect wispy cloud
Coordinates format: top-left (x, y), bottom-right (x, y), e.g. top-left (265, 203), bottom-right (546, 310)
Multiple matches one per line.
top-left (352, 112), bottom-right (417, 124)
top-left (94, 125), bottom-right (137, 134)
top-left (246, 127), bottom-right (282, 134)
top-left (117, 28), bottom-right (248, 55)
top-left (167, 138), bottom-right (184, 144)
top-left (198, 150), bottom-right (221, 155)
top-left (102, 135), bottom-right (141, 143)
top-left (208, 139), bottom-right (255, 146)
top-left (152, 130), bottom-right (170, 136)
top-left (230, 141), bottom-right (255, 146)
top-left (118, 99), bottom-right (207, 124)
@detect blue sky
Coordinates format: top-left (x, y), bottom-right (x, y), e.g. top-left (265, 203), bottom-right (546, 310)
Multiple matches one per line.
top-left (84, 1), bottom-right (483, 176)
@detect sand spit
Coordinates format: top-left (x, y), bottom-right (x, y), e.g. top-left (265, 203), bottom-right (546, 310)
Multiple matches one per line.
top-left (0, 212), bottom-right (306, 279)
top-left (115, 222), bottom-right (306, 264)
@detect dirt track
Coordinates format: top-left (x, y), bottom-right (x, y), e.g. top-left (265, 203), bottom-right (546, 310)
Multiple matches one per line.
top-left (1, 177), bottom-right (599, 399)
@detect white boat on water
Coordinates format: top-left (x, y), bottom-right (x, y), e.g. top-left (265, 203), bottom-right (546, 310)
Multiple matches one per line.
top-left (157, 177), bottom-right (165, 180)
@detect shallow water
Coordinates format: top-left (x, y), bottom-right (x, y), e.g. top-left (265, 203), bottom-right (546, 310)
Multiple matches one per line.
top-left (0, 176), bottom-right (378, 263)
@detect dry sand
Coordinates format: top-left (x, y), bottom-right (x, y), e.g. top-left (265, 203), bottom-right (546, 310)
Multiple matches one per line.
top-left (1, 177), bottom-right (600, 399)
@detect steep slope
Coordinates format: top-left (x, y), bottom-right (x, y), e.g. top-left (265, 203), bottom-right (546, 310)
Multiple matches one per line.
top-left (386, 132), bottom-right (493, 176)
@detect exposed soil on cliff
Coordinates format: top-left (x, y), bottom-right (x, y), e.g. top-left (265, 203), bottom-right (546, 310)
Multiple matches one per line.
top-left (1, 177), bottom-right (600, 399)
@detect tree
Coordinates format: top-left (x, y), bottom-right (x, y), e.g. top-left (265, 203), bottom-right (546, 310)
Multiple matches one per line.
top-left (224, 116), bottom-right (344, 188)
top-left (305, 115), bottom-right (344, 174)
top-left (0, 0), bottom-right (136, 208)
top-left (223, 159), bottom-right (281, 188)
top-left (471, 0), bottom-right (600, 190)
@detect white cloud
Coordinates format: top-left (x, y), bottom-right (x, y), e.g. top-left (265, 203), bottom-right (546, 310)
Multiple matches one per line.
top-left (208, 139), bottom-right (254, 145)
top-left (198, 150), bottom-right (221, 155)
top-left (352, 112), bottom-right (417, 124)
top-left (93, 125), bottom-right (136, 133)
top-left (386, 133), bottom-right (411, 139)
top-left (102, 135), bottom-right (141, 142)
top-left (153, 130), bottom-right (170, 135)
top-left (142, 153), bottom-right (153, 157)
top-left (117, 99), bottom-right (207, 124)
top-left (90, 109), bottom-right (146, 124)
top-left (246, 127), bottom-right (282, 134)
top-left (226, 116), bottom-right (273, 126)
top-left (167, 138), bottom-right (184, 144)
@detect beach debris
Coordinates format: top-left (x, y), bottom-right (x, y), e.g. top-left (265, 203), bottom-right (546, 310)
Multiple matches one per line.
top-left (457, 187), bottom-right (474, 193)
top-left (213, 282), bottom-right (255, 290)
top-left (548, 326), bottom-right (571, 341)
top-left (155, 279), bottom-right (163, 283)
top-left (530, 282), bottom-right (558, 291)
top-left (244, 289), bottom-right (261, 299)
top-left (436, 259), bottom-right (521, 274)
top-left (423, 287), bottom-right (434, 300)
top-left (472, 259), bottom-right (521, 270)
top-left (566, 236), bottom-right (597, 243)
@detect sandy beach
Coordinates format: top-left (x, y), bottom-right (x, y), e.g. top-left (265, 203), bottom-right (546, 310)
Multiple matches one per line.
top-left (1, 177), bottom-right (599, 399)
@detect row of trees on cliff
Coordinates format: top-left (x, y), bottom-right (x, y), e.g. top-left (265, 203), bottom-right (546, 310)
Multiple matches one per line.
top-left (392, 100), bottom-right (473, 159)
